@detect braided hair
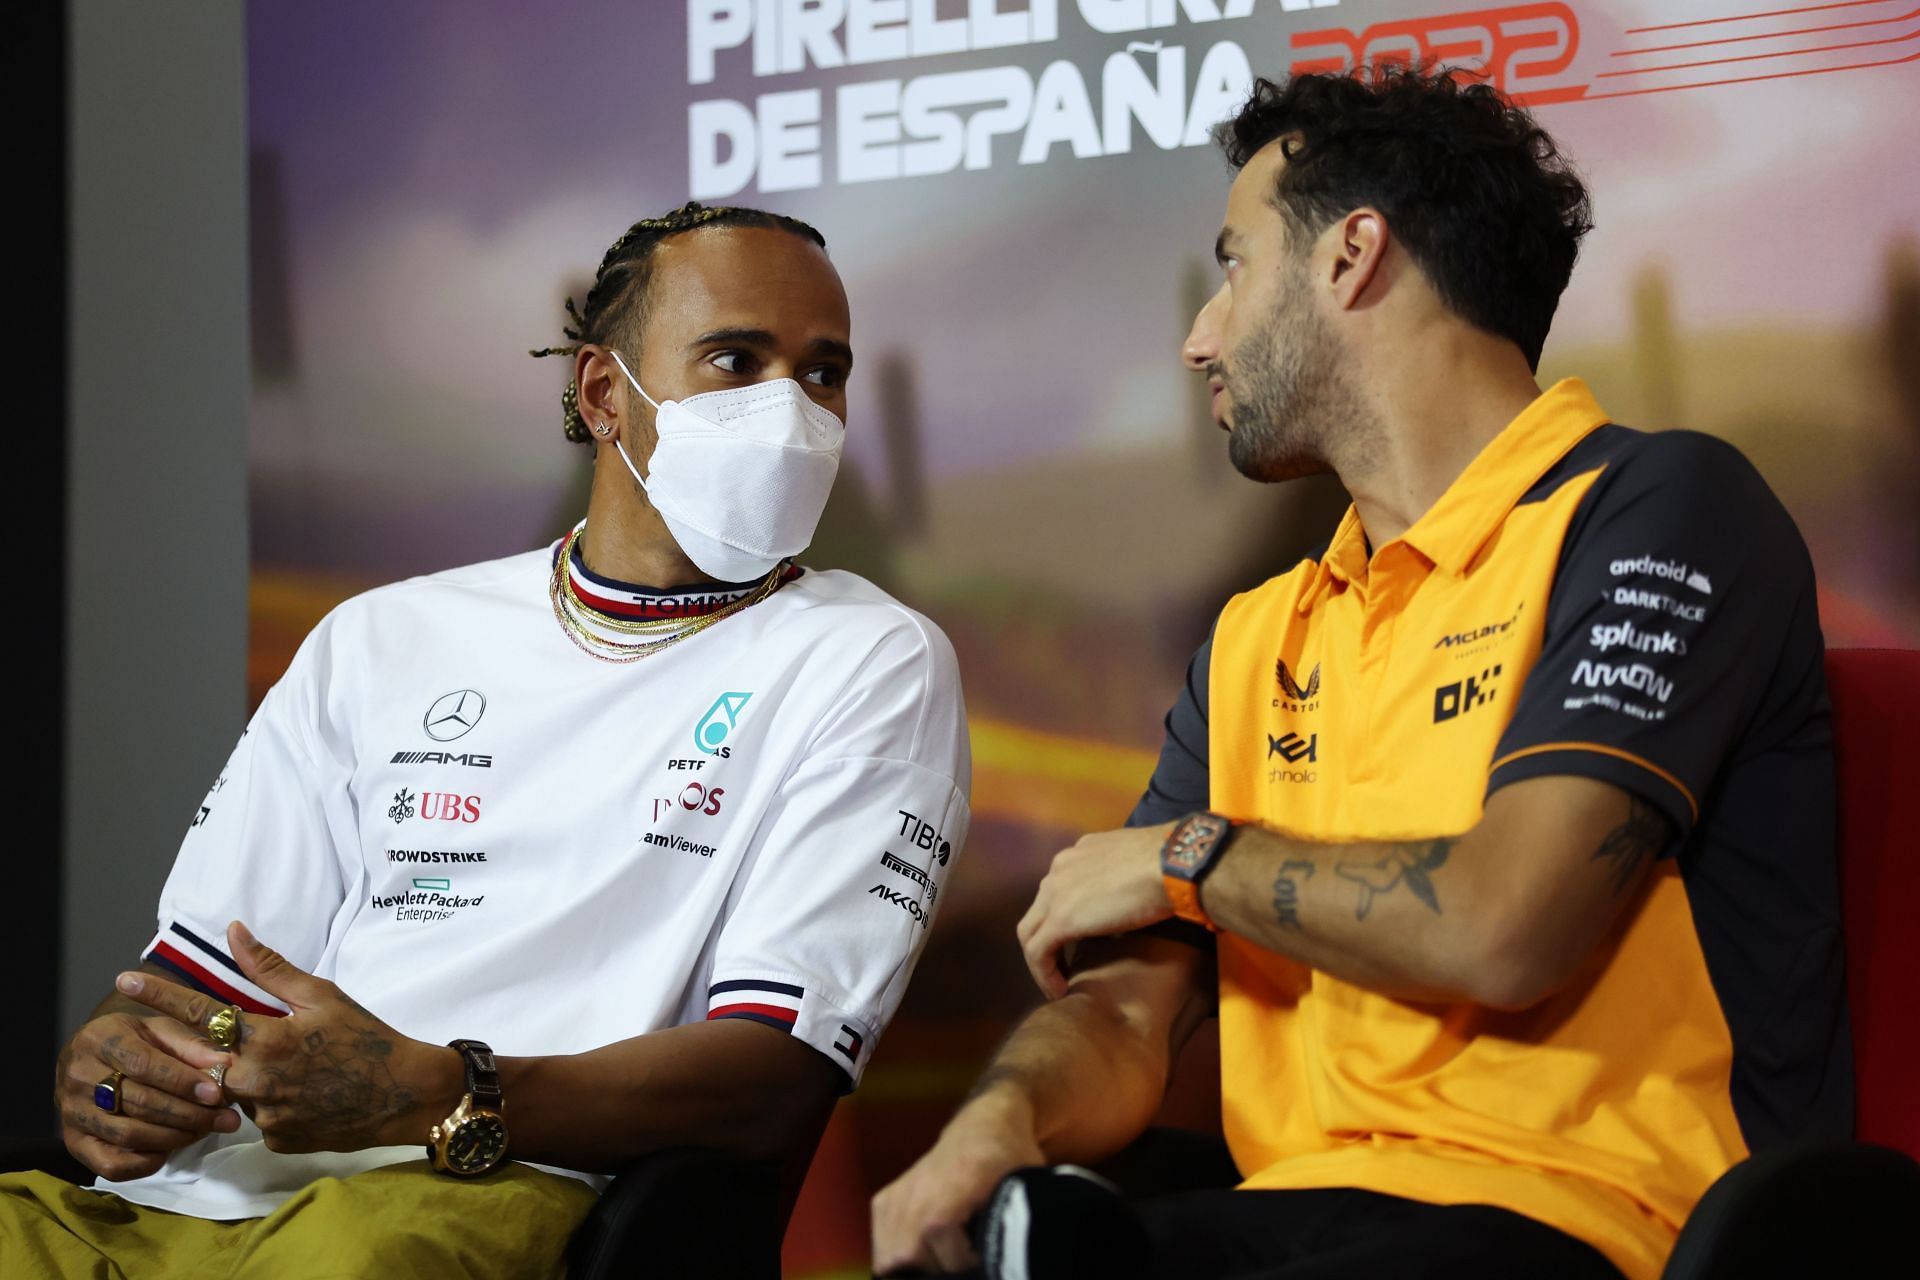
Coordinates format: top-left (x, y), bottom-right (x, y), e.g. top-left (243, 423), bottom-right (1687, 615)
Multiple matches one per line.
top-left (530, 201), bottom-right (828, 444)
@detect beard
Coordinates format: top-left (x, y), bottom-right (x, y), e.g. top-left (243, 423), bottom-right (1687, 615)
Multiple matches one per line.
top-left (1222, 275), bottom-right (1370, 484)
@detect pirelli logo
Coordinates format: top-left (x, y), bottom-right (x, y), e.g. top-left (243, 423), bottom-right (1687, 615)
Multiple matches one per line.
top-left (390, 751), bottom-right (493, 768)
top-left (880, 851), bottom-right (937, 903)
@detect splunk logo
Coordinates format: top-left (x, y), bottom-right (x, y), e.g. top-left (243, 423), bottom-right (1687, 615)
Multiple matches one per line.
top-left (1588, 619), bottom-right (1686, 656)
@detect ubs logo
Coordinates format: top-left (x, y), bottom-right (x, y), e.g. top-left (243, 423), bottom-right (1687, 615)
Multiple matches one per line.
top-left (423, 689), bottom-right (487, 742)
top-left (393, 791), bottom-right (483, 824)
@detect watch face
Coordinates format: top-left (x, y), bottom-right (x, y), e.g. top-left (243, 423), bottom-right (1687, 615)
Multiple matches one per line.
top-left (1165, 814), bottom-right (1229, 879)
top-left (445, 1113), bottom-right (509, 1173)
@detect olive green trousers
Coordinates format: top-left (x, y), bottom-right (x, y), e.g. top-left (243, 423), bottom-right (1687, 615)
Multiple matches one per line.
top-left (0, 1159), bottom-right (597, 1279)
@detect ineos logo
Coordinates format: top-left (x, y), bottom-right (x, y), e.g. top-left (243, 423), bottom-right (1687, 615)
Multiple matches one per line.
top-left (423, 689), bottom-right (487, 742)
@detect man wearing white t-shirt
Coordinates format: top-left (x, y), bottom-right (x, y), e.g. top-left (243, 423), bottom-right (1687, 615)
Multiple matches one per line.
top-left (8, 202), bottom-right (971, 1277)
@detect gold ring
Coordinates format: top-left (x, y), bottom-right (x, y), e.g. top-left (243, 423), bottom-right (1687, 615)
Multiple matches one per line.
top-left (204, 1004), bottom-right (242, 1050)
top-left (93, 1070), bottom-right (125, 1115)
top-left (207, 1063), bottom-right (227, 1088)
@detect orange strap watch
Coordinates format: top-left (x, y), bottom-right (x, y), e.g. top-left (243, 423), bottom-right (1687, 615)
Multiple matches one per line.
top-left (1160, 812), bottom-right (1237, 931)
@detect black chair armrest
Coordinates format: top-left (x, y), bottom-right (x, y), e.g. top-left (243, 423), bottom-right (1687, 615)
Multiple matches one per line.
top-left (1662, 1141), bottom-right (1920, 1279)
top-left (566, 1148), bottom-right (782, 1280)
top-left (1090, 1126), bottom-right (1240, 1200)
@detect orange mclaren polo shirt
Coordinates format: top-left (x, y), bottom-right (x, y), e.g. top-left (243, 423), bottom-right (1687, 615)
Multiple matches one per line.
top-left (1128, 380), bottom-right (1849, 1279)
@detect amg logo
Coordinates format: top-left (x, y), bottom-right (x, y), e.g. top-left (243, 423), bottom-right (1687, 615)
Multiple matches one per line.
top-left (1571, 659), bottom-right (1676, 704)
top-left (391, 751), bottom-right (493, 768)
top-left (880, 851), bottom-right (937, 903)
top-left (868, 883), bottom-right (929, 926)
top-left (1268, 732), bottom-right (1318, 764)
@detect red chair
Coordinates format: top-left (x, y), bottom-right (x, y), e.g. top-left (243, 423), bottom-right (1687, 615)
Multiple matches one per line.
top-left (1827, 648), bottom-right (1920, 1158)
top-left (1658, 649), bottom-right (1920, 1276)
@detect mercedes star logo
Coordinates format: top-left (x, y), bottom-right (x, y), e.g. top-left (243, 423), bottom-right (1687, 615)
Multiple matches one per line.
top-left (423, 689), bottom-right (487, 742)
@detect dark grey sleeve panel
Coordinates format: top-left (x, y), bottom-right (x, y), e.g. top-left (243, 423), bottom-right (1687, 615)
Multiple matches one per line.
top-left (1488, 429), bottom-right (1825, 844)
top-left (1128, 633), bottom-right (1214, 829)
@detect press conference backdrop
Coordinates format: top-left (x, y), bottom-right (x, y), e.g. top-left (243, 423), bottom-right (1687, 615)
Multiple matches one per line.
top-left (244, 2), bottom-right (1918, 1272)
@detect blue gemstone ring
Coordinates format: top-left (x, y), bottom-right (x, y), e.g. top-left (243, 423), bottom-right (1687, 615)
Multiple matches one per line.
top-left (93, 1071), bottom-right (125, 1115)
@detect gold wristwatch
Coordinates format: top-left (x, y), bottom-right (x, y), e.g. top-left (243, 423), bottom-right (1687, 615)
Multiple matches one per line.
top-left (426, 1039), bottom-right (509, 1177)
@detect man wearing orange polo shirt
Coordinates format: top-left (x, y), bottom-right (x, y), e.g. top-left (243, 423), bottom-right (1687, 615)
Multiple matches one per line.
top-left (873, 67), bottom-right (1847, 1280)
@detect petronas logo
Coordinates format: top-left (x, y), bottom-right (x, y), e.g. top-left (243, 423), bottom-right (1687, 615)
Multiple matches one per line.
top-left (1276, 660), bottom-right (1321, 703)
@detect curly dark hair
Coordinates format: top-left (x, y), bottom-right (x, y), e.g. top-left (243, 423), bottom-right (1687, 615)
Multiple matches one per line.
top-left (530, 201), bottom-right (828, 443)
top-left (1215, 67), bottom-right (1592, 370)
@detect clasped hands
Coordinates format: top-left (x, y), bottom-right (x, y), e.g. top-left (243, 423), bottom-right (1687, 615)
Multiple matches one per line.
top-left (57, 920), bottom-right (451, 1180)
top-left (1014, 821), bottom-right (1175, 997)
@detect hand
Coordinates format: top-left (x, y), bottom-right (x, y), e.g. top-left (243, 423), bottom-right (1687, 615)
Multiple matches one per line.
top-left (55, 1003), bottom-right (244, 1181)
top-left (871, 1091), bottom-right (1047, 1276)
top-left (1016, 824), bottom-right (1173, 998)
top-left (116, 921), bottom-right (460, 1155)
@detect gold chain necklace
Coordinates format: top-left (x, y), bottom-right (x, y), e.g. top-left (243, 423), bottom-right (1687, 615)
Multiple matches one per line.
top-left (549, 527), bottom-right (786, 664)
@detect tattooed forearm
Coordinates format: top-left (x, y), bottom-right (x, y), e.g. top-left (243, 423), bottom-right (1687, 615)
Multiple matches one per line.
top-left (250, 1019), bottom-right (420, 1150)
top-left (1592, 796), bottom-right (1668, 894)
top-left (1334, 838), bottom-right (1454, 921)
top-left (1271, 859), bottom-right (1316, 930)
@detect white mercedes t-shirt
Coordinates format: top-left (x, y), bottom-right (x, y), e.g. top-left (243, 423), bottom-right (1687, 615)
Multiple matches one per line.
top-left (110, 544), bottom-right (971, 1219)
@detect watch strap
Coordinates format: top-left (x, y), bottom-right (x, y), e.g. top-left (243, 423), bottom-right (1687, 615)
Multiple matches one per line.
top-left (449, 1038), bottom-right (502, 1109)
top-left (1163, 875), bottom-right (1218, 932)
top-left (1160, 812), bottom-right (1237, 931)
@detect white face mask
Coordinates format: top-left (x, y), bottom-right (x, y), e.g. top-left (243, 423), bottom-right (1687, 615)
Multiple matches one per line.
top-left (606, 350), bottom-right (844, 582)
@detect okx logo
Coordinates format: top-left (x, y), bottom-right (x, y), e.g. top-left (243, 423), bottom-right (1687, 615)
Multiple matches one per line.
top-left (1434, 665), bottom-right (1504, 723)
top-left (694, 692), bottom-right (753, 757)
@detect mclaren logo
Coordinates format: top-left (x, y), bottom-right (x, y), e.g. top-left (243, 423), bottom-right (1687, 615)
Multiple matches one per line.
top-left (423, 689), bottom-right (487, 742)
